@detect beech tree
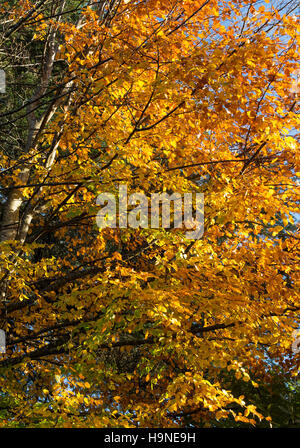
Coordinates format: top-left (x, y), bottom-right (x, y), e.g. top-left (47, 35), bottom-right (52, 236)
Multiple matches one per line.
top-left (0, 0), bottom-right (299, 427)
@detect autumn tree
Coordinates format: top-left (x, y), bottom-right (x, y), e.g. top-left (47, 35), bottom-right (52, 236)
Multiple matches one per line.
top-left (0, 0), bottom-right (299, 427)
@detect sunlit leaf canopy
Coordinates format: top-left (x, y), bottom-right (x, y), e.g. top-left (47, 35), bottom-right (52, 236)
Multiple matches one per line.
top-left (0, 0), bottom-right (299, 427)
